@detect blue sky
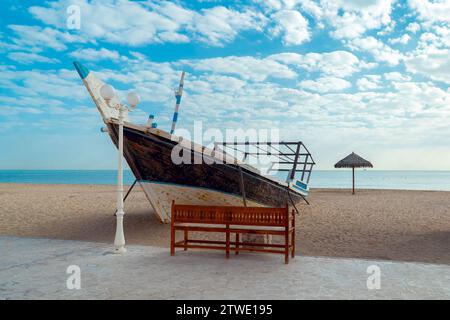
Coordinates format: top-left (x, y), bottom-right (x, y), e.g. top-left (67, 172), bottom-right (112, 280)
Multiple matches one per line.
top-left (0, 0), bottom-right (449, 170)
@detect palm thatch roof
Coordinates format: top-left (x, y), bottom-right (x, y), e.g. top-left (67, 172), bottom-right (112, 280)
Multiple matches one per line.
top-left (334, 152), bottom-right (373, 168)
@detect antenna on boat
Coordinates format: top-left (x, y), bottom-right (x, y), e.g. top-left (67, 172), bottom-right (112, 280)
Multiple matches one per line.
top-left (170, 71), bottom-right (186, 135)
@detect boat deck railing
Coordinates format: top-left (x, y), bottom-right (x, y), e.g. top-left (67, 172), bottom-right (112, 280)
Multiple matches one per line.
top-left (214, 141), bottom-right (315, 184)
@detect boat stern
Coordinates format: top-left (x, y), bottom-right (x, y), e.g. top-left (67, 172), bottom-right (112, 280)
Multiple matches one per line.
top-left (288, 179), bottom-right (309, 196)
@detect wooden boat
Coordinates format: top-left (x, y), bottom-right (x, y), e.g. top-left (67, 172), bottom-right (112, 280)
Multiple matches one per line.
top-left (74, 62), bottom-right (315, 222)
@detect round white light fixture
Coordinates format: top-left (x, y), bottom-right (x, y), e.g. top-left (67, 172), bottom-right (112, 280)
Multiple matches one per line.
top-left (100, 84), bottom-right (115, 102)
top-left (127, 91), bottom-right (140, 109)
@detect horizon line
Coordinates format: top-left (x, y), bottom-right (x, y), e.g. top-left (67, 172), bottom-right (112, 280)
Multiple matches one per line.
top-left (1, 169), bottom-right (450, 172)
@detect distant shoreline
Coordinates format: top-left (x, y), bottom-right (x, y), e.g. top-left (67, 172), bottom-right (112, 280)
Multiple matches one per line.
top-left (1, 169), bottom-right (450, 171)
top-left (0, 182), bottom-right (449, 193)
top-left (1, 170), bottom-right (449, 191)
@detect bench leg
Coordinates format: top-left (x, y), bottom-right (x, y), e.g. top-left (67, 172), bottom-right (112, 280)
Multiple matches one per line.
top-left (170, 227), bottom-right (175, 256)
top-left (285, 228), bottom-right (289, 264)
top-left (291, 210), bottom-right (296, 258)
top-left (291, 229), bottom-right (295, 258)
top-left (226, 226), bottom-right (230, 259)
top-left (235, 233), bottom-right (239, 255)
top-left (184, 230), bottom-right (188, 251)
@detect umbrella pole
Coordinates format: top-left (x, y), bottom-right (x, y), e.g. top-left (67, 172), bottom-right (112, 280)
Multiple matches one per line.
top-left (352, 166), bottom-right (355, 195)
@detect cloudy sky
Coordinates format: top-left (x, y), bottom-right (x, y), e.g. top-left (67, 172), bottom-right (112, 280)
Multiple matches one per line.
top-left (0, 0), bottom-right (449, 170)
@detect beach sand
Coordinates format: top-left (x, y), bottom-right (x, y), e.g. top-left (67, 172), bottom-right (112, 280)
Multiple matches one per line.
top-left (0, 183), bottom-right (449, 265)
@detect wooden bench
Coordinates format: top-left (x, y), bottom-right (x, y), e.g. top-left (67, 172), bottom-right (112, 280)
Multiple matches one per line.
top-left (170, 202), bottom-right (295, 264)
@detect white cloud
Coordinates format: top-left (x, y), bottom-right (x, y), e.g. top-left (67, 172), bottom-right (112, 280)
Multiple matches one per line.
top-left (408, 0), bottom-right (450, 24)
top-left (406, 22), bottom-right (420, 33)
top-left (28, 0), bottom-right (266, 47)
top-left (270, 10), bottom-right (310, 45)
top-left (299, 76), bottom-right (351, 93)
top-left (8, 25), bottom-right (83, 51)
top-left (349, 36), bottom-right (403, 65)
top-left (377, 20), bottom-right (396, 36)
top-left (384, 72), bottom-right (411, 82)
top-left (269, 50), bottom-right (370, 77)
top-left (259, 0), bottom-right (299, 11)
top-left (300, 0), bottom-right (325, 20)
top-left (415, 25), bottom-right (450, 51)
top-left (30, 0), bottom-right (185, 46)
top-left (191, 6), bottom-right (266, 46)
top-left (179, 56), bottom-right (297, 81)
top-left (0, 106), bottom-right (44, 116)
top-left (432, 25), bottom-right (450, 47)
top-left (391, 81), bottom-right (450, 111)
top-left (0, 68), bottom-right (88, 100)
top-left (7, 51), bottom-right (60, 64)
top-left (70, 48), bottom-right (121, 61)
top-left (157, 31), bottom-right (190, 43)
top-left (256, 0), bottom-right (311, 45)
top-left (189, 75), bottom-right (246, 94)
top-left (388, 34), bottom-right (411, 45)
top-left (301, 0), bottom-right (394, 40)
top-left (405, 48), bottom-right (450, 83)
top-left (357, 75), bottom-right (381, 91)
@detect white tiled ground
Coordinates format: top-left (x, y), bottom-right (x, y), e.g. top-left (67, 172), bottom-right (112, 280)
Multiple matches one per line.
top-left (1, 236), bottom-right (449, 299)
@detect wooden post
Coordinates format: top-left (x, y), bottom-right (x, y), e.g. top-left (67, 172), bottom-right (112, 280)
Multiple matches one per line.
top-left (184, 230), bottom-right (188, 251)
top-left (284, 205), bottom-right (289, 264)
top-left (352, 166), bottom-right (355, 195)
top-left (226, 224), bottom-right (230, 259)
top-left (291, 209), bottom-right (295, 258)
top-left (170, 200), bottom-right (175, 256)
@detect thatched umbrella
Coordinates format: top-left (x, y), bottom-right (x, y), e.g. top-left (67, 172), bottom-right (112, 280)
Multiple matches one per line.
top-left (335, 152), bottom-right (373, 194)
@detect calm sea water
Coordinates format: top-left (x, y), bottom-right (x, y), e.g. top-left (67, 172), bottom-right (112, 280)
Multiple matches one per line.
top-left (0, 170), bottom-right (449, 191)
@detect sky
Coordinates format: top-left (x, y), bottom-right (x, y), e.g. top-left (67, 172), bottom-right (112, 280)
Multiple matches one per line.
top-left (0, 0), bottom-right (449, 170)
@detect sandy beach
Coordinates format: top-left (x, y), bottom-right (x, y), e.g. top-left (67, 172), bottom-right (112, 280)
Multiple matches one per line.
top-left (0, 183), bottom-right (449, 265)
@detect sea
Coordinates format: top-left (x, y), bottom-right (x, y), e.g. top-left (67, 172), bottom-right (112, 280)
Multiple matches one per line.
top-left (0, 170), bottom-right (449, 191)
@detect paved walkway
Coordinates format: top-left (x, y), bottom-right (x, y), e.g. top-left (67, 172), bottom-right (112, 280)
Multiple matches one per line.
top-left (1, 236), bottom-right (449, 299)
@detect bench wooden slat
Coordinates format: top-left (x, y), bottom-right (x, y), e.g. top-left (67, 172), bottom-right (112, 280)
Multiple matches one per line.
top-left (170, 202), bottom-right (296, 264)
top-left (185, 239), bottom-right (288, 249)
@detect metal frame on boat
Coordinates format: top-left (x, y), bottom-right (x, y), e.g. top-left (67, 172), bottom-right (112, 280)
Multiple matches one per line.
top-left (217, 141), bottom-right (315, 200)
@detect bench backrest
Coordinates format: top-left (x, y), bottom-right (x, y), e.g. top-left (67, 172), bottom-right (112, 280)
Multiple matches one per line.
top-left (171, 203), bottom-right (289, 227)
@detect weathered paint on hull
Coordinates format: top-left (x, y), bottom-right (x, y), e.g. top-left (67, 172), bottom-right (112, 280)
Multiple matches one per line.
top-left (107, 123), bottom-right (303, 222)
top-left (139, 181), bottom-right (264, 222)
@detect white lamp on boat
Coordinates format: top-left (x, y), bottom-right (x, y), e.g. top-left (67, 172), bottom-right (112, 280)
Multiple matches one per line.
top-left (100, 84), bottom-right (140, 254)
top-left (100, 84), bottom-right (115, 102)
top-left (127, 91), bottom-right (140, 108)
